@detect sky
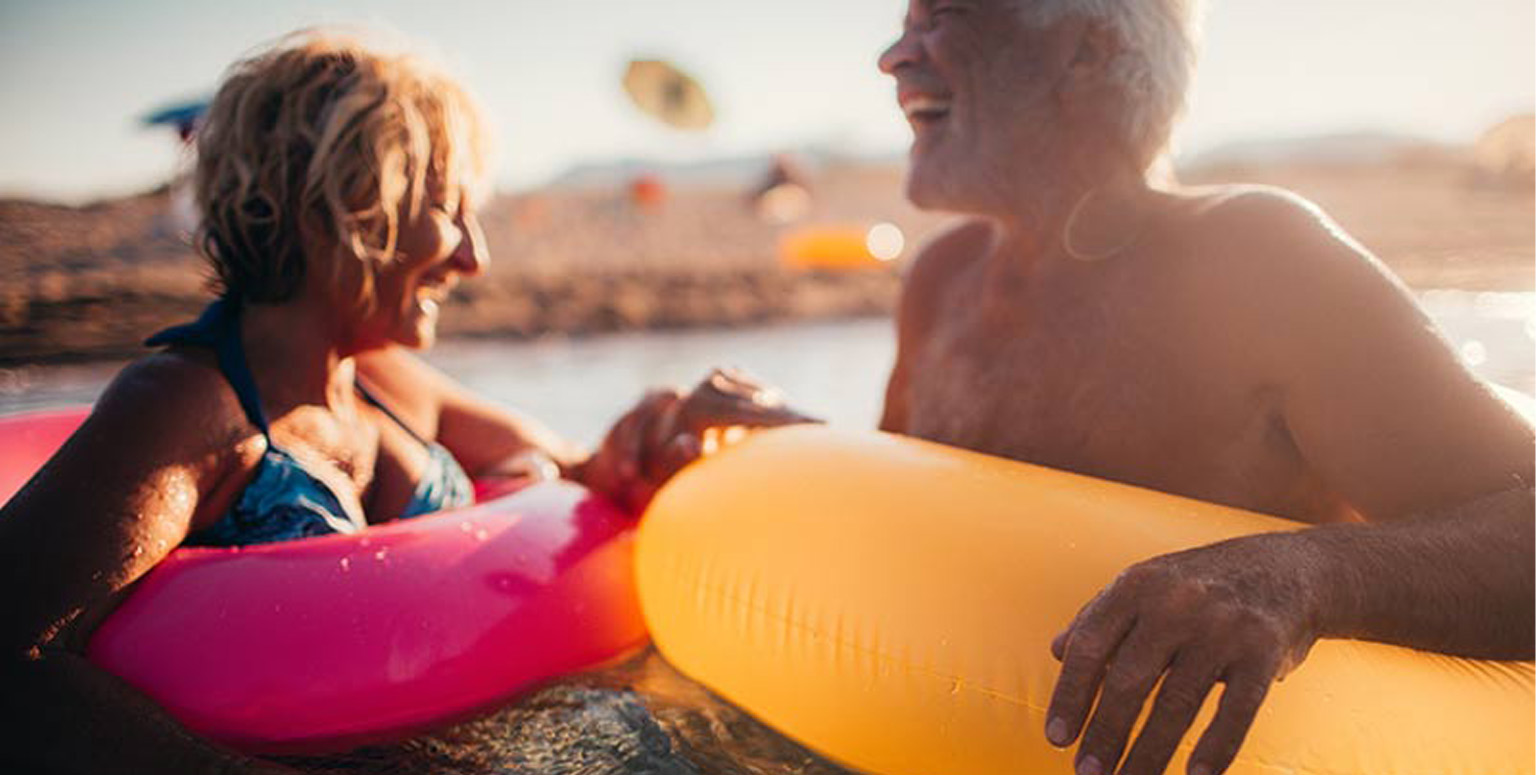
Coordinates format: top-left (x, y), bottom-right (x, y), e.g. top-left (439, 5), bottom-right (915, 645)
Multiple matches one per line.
top-left (0, 0), bottom-right (1531, 203)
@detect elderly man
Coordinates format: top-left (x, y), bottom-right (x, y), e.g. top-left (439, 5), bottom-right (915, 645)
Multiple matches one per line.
top-left (876, 2), bottom-right (1535, 775)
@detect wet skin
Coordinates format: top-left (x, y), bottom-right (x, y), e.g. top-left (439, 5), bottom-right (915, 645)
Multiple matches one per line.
top-left (0, 175), bottom-right (813, 775)
top-left (878, 2), bottom-right (1534, 774)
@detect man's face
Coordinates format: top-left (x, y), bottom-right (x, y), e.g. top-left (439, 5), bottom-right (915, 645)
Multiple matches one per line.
top-left (879, 0), bottom-right (1073, 213)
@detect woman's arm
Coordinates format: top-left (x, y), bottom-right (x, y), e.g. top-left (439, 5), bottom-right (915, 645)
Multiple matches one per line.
top-left (357, 349), bottom-right (817, 510)
top-left (356, 348), bottom-right (586, 478)
top-left (0, 355), bottom-right (294, 775)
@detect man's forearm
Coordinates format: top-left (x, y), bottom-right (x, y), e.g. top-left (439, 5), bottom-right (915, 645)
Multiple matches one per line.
top-left (1305, 486), bottom-right (1534, 659)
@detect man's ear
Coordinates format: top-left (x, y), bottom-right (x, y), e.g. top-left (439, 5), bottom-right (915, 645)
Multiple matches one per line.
top-left (1058, 19), bottom-right (1121, 101)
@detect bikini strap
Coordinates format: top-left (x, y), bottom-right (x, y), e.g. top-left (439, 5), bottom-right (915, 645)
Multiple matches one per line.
top-left (145, 298), bottom-right (273, 437)
top-left (355, 379), bottom-right (430, 446)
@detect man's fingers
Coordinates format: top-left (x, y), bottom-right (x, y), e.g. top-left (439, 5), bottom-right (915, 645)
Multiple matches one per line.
top-left (624, 390), bottom-right (680, 478)
top-left (651, 433), bottom-right (704, 483)
top-left (1187, 667), bottom-right (1272, 775)
top-left (680, 370), bottom-right (820, 431)
top-left (1045, 599), bottom-right (1133, 749)
top-left (1072, 630), bottom-right (1173, 775)
top-left (1117, 652), bottom-right (1221, 775)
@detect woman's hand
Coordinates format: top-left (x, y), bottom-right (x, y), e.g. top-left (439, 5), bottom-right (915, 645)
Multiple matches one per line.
top-left (578, 368), bottom-right (818, 512)
top-left (1045, 533), bottom-right (1325, 775)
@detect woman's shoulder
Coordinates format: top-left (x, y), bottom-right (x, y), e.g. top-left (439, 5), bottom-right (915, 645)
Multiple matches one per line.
top-left (355, 347), bottom-right (456, 433)
top-left (94, 348), bottom-right (257, 455)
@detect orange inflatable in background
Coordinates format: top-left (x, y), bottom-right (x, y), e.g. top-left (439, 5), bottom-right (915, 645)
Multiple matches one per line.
top-left (636, 426), bottom-right (1535, 775)
top-left (779, 223), bottom-right (905, 271)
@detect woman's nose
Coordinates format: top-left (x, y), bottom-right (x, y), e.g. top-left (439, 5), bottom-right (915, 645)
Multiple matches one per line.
top-left (449, 213), bottom-right (489, 276)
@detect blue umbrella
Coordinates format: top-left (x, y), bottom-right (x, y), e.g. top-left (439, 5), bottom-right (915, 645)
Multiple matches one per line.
top-left (142, 97), bottom-right (209, 142)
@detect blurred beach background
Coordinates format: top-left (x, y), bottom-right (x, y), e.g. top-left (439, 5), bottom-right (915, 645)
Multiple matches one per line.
top-left (0, 0), bottom-right (1532, 772)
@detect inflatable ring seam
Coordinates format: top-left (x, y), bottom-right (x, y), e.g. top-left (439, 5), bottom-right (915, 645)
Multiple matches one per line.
top-left (673, 554), bottom-right (1043, 712)
top-left (669, 556), bottom-right (1373, 775)
top-left (660, 537), bottom-right (1462, 773)
top-left (639, 427), bottom-right (1534, 775)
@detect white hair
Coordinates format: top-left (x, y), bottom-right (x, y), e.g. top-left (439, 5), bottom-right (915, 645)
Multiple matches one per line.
top-left (1020, 0), bottom-right (1204, 169)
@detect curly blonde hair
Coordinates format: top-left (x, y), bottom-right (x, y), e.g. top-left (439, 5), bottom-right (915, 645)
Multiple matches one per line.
top-left (194, 28), bottom-right (490, 307)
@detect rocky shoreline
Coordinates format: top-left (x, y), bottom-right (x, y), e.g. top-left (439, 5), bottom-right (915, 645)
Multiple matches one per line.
top-left (3, 156), bottom-right (1531, 367)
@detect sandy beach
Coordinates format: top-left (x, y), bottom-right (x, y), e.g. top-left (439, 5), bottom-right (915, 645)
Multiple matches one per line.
top-left (1, 148), bottom-right (1530, 367)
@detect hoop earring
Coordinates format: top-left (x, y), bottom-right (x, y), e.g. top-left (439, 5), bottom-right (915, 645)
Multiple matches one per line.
top-left (1061, 187), bottom-right (1144, 262)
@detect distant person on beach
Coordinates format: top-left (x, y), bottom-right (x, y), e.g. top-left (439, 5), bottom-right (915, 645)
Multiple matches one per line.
top-left (0, 30), bottom-right (806, 775)
top-left (876, 2), bottom-right (1534, 774)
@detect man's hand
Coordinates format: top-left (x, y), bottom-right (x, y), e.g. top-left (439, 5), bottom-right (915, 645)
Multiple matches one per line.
top-left (578, 368), bottom-right (818, 512)
top-left (1045, 534), bottom-right (1324, 775)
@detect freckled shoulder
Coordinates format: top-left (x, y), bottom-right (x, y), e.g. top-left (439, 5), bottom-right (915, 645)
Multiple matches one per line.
top-left (98, 350), bottom-right (258, 452)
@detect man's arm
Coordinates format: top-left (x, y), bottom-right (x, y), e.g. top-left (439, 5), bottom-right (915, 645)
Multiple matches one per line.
top-left (1045, 189), bottom-right (1535, 775)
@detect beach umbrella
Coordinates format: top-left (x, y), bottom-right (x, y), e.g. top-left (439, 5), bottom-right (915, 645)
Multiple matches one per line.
top-left (142, 97), bottom-right (209, 143)
top-left (622, 59), bottom-right (714, 131)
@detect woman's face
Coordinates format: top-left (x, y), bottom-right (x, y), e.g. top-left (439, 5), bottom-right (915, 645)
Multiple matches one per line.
top-left (364, 177), bottom-right (488, 350)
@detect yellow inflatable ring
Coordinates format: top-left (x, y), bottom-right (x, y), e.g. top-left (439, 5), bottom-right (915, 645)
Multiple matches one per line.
top-left (636, 426), bottom-right (1534, 775)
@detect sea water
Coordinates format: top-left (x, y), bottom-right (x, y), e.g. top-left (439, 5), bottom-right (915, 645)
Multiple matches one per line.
top-left (1, 291), bottom-right (1531, 444)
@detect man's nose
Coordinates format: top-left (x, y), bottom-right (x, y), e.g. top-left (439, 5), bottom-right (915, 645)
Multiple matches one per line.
top-left (878, 29), bottom-right (920, 75)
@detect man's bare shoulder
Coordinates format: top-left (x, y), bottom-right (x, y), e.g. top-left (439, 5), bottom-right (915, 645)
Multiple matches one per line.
top-left (901, 218), bottom-right (994, 306)
top-left (1164, 183), bottom-right (1401, 300)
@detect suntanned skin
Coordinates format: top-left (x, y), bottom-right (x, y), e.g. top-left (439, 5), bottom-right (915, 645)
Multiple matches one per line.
top-left (0, 184), bottom-right (806, 774)
top-left (878, 2), bottom-right (1534, 775)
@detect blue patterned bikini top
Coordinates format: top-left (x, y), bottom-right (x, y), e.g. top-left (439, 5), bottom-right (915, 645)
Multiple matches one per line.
top-left (146, 299), bottom-right (474, 547)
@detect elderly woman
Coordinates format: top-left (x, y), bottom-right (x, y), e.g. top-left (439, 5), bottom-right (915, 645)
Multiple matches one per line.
top-left (876, 2), bottom-right (1533, 775)
top-left (0, 31), bottom-right (803, 774)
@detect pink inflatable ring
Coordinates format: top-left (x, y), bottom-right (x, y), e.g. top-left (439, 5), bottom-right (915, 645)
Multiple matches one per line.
top-left (0, 407), bottom-right (648, 753)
